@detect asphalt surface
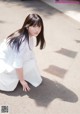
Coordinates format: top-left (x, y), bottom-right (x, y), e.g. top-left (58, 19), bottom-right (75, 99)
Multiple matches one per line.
top-left (0, 0), bottom-right (80, 114)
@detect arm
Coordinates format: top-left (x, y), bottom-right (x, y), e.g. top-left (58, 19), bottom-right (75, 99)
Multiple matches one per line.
top-left (12, 40), bottom-right (30, 91)
top-left (16, 68), bottom-right (24, 81)
top-left (16, 68), bottom-right (30, 92)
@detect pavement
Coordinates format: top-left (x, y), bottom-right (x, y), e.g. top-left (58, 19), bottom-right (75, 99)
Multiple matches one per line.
top-left (0, 0), bottom-right (80, 114)
top-left (41, 0), bottom-right (80, 22)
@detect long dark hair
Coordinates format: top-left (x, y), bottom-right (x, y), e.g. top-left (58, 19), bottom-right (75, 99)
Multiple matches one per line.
top-left (7, 14), bottom-right (45, 51)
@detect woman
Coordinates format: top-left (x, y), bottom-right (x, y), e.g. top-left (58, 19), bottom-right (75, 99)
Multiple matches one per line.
top-left (0, 14), bottom-right (45, 92)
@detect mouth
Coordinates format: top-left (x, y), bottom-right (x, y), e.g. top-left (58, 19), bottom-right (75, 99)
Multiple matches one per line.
top-left (34, 32), bottom-right (38, 35)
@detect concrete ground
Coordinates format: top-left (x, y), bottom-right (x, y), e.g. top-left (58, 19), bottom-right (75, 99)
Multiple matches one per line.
top-left (41, 0), bottom-right (80, 22)
top-left (0, 0), bottom-right (80, 114)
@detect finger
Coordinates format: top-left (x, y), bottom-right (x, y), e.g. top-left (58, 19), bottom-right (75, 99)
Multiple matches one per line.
top-left (24, 88), bottom-right (27, 92)
top-left (24, 86), bottom-right (29, 92)
top-left (26, 86), bottom-right (30, 91)
top-left (23, 86), bottom-right (26, 92)
top-left (23, 87), bottom-right (24, 91)
top-left (23, 85), bottom-right (30, 92)
top-left (27, 88), bottom-right (30, 91)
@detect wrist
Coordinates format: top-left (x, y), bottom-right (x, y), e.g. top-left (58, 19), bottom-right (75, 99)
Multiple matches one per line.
top-left (19, 79), bottom-right (24, 82)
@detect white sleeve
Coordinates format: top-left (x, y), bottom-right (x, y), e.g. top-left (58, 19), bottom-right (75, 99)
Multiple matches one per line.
top-left (12, 41), bottom-right (27, 68)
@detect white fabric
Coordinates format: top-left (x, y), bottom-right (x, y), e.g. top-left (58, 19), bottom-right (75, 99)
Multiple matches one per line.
top-left (0, 36), bottom-right (42, 91)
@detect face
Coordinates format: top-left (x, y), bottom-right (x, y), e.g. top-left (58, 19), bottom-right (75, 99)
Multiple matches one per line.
top-left (28, 25), bottom-right (41, 37)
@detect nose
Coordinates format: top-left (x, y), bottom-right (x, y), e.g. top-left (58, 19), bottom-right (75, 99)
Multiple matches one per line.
top-left (35, 28), bottom-right (39, 33)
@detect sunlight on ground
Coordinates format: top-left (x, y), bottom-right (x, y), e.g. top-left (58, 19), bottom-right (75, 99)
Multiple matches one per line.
top-left (65, 10), bottom-right (80, 22)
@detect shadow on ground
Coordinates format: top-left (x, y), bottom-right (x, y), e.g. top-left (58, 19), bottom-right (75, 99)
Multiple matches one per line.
top-left (0, 77), bottom-right (78, 107)
top-left (0, 0), bottom-right (62, 18)
top-left (0, 20), bottom-right (6, 24)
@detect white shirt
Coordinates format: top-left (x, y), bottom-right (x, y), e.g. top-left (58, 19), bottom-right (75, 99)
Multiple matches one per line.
top-left (0, 35), bottom-right (35, 72)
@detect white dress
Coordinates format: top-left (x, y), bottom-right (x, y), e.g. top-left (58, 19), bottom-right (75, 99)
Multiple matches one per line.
top-left (0, 36), bottom-right (42, 91)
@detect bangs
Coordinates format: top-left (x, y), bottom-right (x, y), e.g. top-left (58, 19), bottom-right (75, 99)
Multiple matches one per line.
top-left (32, 21), bottom-right (42, 27)
top-left (29, 18), bottom-right (42, 27)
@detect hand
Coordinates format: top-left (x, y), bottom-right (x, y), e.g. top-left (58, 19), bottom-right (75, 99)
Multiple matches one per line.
top-left (20, 80), bottom-right (30, 92)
